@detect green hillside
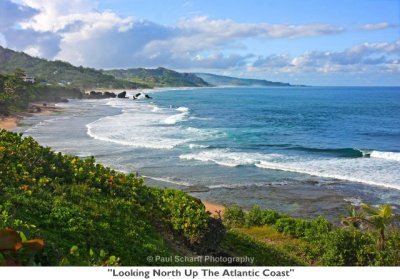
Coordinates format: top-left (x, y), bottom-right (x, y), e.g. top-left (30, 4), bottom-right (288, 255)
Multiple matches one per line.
top-left (0, 71), bottom-right (83, 115)
top-left (0, 46), bottom-right (148, 90)
top-left (105, 67), bottom-right (210, 87)
top-left (195, 73), bottom-right (291, 87)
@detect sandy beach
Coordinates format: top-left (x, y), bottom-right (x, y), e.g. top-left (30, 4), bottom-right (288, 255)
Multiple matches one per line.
top-left (0, 102), bottom-right (63, 130)
top-left (0, 116), bottom-right (20, 130)
top-left (203, 201), bottom-right (225, 218)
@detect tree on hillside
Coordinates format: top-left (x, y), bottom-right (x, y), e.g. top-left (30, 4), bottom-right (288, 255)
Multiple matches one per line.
top-left (342, 203), bottom-right (395, 250)
top-left (0, 71), bottom-right (33, 115)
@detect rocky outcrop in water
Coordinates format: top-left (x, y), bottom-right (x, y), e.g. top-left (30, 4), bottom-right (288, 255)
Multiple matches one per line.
top-left (88, 91), bottom-right (105, 99)
top-left (117, 91), bottom-right (128, 98)
top-left (87, 91), bottom-right (120, 99)
top-left (133, 93), bottom-right (152, 100)
top-left (104, 92), bottom-right (116, 98)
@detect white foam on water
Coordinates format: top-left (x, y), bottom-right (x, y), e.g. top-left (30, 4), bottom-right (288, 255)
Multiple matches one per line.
top-left (180, 148), bottom-right (400, 190)
top-left (343, 197), bottom-right (363, 206)
top-left (255, 157), bottom-right (400, 190)
top-left (86, 99), bottom-right (219, 150)
top-left (176, 106), bottom-right (189, 112)
top-left (142, 175), bottom-right (193, 187)
top-left (370, 151), bottom-right (400, 162)
top-left (179, 149), bottom-right (282, 167)
top-left (185, 127), bottom-right (225, 138)
top-left (164, 112), bottom-right (189, 125)
top-left (151, 106), bottom-right (161, 112)
top-left (25, 116), bottom-right (71, 133)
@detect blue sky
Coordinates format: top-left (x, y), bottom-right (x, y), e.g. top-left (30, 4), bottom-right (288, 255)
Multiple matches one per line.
top-left (0, 0), bottom-right (399, 85)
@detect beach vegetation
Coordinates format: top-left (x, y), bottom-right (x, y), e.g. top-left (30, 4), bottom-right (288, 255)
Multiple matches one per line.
top-left (0, 71), bottom-right (82, 115)
top-left (222, 204), bottom-right (400, 266)
top-left (342, 204), bottom-right (396, 250)
top-left (0, 130), bottom-right (221, 265)
top-left (223, 205), bottom-right (246, 227)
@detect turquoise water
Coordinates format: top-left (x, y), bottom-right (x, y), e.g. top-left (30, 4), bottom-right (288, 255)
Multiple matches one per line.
top-left (20, 86), bottom-right (400, 219)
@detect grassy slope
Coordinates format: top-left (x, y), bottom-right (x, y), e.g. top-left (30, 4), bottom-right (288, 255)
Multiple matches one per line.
top-left (195, 73), bottom-right (291, 87)
top-left (231, 227), bottom-right (316, 265)
top-left (0, 47), bottom-right (209, 89)
top-left (222, 230), bottom-right (306, 266)
top-left (105, 67), bottom-right (210, 87)
top-left (0, 46), bottom-right (148, 90)
top-left (221, 205), bottom-right (400, 266)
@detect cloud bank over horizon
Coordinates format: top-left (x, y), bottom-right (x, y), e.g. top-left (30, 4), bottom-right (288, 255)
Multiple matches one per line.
top-left (0, 0), bottom-right (399, 85)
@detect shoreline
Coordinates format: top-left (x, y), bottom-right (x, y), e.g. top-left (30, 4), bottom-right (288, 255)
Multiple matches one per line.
top-left (0, 102), bottom-right (64, 131)
top-left (0, 101), bottom-right (226, 217)
top-left (6, 90), bottom-right (399, 221)
top-left (0, 115), bottom-right (20, 130)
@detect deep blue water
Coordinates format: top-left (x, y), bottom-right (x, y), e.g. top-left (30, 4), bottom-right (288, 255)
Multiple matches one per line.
top-left (19, 86), bottom-right (400, 219)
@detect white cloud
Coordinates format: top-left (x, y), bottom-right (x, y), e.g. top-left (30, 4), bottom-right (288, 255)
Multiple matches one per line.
top-left (2, 0), bottom-right (346, 69)
top-left (251, 41), bottom-right (400, 74)
top-left (2, 0), bottom-right (399, 84)
top-left (360, 22), bottom-right (397, 31)
top-left (178, 16), bottom-right (344, 39)
top-left (0, 0), bottom-right (60, 57)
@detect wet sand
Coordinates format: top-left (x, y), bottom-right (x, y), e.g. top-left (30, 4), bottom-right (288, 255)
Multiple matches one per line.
top-left (0, 116), bottom-right (20, 130)
top-left (0, 103), bottom-right (63, 130)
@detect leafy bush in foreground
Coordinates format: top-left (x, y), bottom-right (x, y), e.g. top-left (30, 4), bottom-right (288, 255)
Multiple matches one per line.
top-left (150, 188), bottom-right (225, 253)
top-left (224, 205), bottom-right (246, 228)
top-left (0, 130), bottom-right (218, 265)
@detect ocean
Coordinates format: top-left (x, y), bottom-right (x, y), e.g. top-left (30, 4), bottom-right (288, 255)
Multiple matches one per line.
top-left (18, 86), bottom-right (400, 220)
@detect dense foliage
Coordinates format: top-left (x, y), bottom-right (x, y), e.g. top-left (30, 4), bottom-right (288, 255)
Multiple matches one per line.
top-left (223, 205), bottom-right (400, 266)
top-left (0, 131), bottom-right (218, 265)
top-left (0, 71), bottom-right (82, 115)
top-left (0, 46), bottom-right (147, 90)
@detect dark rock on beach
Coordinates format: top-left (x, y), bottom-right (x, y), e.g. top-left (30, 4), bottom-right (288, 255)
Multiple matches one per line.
top-left (28, 105), bottom-right (42, 113)
top-left (117, 91), bottom-right (128, 98)
top-left (104, 92), bottom-right (116, 98)
top-left (88, 91), bottom-right (105, 99)
top-left (87, 91), bottom-right (118, 99)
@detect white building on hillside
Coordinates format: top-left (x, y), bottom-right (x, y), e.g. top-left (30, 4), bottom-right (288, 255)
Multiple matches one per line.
top-left (22, 75), bottom-right (35, 83)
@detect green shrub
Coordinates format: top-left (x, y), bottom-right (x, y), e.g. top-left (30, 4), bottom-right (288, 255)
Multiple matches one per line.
top-left (373, 231), bottom-right (400, 266)
top-left (274, 218), bottom-right (298, 236)
top-left (320, 228), bottom-right (377, 266)
top-left (260, 209), bottom-right (283, 225)
top-left (153, 188), bottom-right (210, 240)
top-left (304, 216), bottom-right (332, 240)
top-left (224, 205), bottom-right (246, 228)
top-left (245, 205), bottom-right (264, 227)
